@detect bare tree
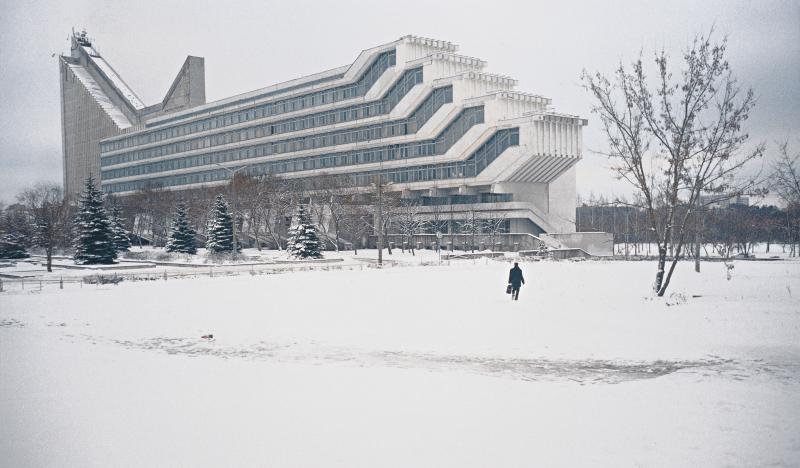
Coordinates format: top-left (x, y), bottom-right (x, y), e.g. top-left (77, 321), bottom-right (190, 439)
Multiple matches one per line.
top-left (336, 198), bottom-right (372, 254)
top-left (459, 209), bottom-right (482, 252)
top-left (18, 183), bottom-right (72, 272)
top-left (424, 203), bottom-right (448, 251)
top-left (327, 188), bottom-right (358, 252)
top-left (772, 141), bottom-right (800, 255)
top-left (125, 184), bottom-right (173, 247)
top-left (482, 212), bottom-right (508, 251)
top-left (236, 174), bottom-right (269, 250)
top-left (757, 206), bottom-right (783, 254)
top-left (184, 188), bottom-right (216, 248)
top-left (306, 174), bottom-right (354, 251)
top-left (397, 199), bottom-right (424, 255)
top-left (254, 176), bottom-right (299, 250)
top-left (583, 31), bottom-right (764, 296)
top-left (306, 179), bottom-right (333, 250)
top-left (773, 141), bottom-right (800, 204)
top-left (363, 178), bottom-right (400, 262)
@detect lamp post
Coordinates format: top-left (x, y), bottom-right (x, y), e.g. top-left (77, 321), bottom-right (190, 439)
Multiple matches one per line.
top-left (436, 230), bottom-right (442, 265)
top-left (213, 163), bottom-right (250, 257)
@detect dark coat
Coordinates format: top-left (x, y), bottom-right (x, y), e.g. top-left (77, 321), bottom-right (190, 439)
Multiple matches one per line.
top-left (508, 266), bottom-right (525, 287)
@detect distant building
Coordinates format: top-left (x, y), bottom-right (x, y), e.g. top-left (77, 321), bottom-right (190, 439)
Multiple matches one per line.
top-left (60, 31), bottom-right (587, 235)
top-left (699, 194), bottom-right (750, 208)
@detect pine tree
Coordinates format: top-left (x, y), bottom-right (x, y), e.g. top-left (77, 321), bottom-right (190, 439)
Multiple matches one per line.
top-left (537, 240), bottom-right (550, 258)
top-left (206, 195), bottom-right (236, 253)
top-left (109, 205), bottom-right (131, 252)
top-left (166, 202), bottom-right (197, 254)
top-left (0, 234), bottom-right (29, 259)
top-left (73, 175), bottom-right (117, 264)
top-left (287, 205), bottom-right (323, 259)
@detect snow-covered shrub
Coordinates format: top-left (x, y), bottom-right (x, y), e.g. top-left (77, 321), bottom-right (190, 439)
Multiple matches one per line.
top-left (287, 205), bottom-right (322, 259)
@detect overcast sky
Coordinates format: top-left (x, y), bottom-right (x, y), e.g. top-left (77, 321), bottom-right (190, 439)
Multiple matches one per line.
top-left (0, 0), bottom-right (798, 204)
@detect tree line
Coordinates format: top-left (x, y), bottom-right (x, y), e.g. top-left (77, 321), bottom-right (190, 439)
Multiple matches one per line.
top-left (0, 171), bottom-right (512, 266)
top-left (576, 196), bottom-right (799, 258)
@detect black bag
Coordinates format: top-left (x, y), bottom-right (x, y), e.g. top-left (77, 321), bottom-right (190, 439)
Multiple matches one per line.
top-left (506, 284), bottom-right (512, 294)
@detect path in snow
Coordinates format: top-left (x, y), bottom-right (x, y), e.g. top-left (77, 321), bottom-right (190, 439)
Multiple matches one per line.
top-left (49, 332), bottom-right (795, 386)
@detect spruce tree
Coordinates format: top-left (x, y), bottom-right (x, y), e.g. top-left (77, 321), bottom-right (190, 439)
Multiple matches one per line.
top-left (206, 195), bottom-right (235, 253)
top-left (0, 234), bottom-right (29, 259)
top-left (109, 205), bottom-right (131, 252)
top-left (73, 176), bottom-right (117, 264)
top-left (166, 202), bottom-right (197, 254)
top-left (287, 205), bottom-right (322, 259)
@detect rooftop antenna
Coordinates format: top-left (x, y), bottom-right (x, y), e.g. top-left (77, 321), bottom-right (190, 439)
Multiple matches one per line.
top-left (73, 27), bottom-right (92, 47)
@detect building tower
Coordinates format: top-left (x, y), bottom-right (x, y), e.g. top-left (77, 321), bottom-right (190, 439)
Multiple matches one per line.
top-left (58, 29), bottom-right (205, 197)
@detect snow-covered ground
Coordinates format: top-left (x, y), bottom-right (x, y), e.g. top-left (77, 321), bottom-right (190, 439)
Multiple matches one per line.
top-left (1, 258), bottom-right (798, 467)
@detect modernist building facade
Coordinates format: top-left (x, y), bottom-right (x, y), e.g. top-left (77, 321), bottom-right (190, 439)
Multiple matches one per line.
top-left (61, 31), bottom-right (586, 235)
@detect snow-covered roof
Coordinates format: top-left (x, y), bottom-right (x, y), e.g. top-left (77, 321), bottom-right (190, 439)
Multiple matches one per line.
top-left (78, 43), bottom-right (146, 110)
top-left (81, 46), bottom-right (99, 57)
top-left (68, 64), bottom-right (133, 129)
top-left (87, 54), bottom-right (146, 110)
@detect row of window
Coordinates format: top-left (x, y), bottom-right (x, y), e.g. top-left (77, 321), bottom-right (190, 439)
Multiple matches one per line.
top-left (420, 193), bottom-right (513, 206)
top-left (412, 219), bottom-right (511, 235)
top-left (102, 86), bottom-right (456, 180)
top-left (101, 50), bottom-right (397, 153)
top-left (341, 129), bottom-right (519, 186)
top-left (103, 128), bottom-right (519, 194)
top-left (102, 66), bottom-right (422, 166)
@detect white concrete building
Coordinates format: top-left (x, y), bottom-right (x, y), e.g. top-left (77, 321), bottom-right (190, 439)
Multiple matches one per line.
top-left (62, 32), bottom-right (587, 237)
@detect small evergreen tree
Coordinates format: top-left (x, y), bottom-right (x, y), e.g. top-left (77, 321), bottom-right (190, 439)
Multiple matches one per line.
top-left (73, 176), bottom-right (117, 264)
top-left (0, 233), bottom-right (29, 259)
top-left (537, 240), bottom-right (550, 258)
top-left (109, 205), bottom-right (131, 252)
top-left (166, 202), bottom-right (197, 254)
top-left (206, 195), bottom-right (236, 253)
top-left (287, 205), bottom-right (322, 259)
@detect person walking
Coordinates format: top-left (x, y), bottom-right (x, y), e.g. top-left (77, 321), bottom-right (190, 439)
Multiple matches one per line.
top-left (508, 262), bottom-right (524, 301)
